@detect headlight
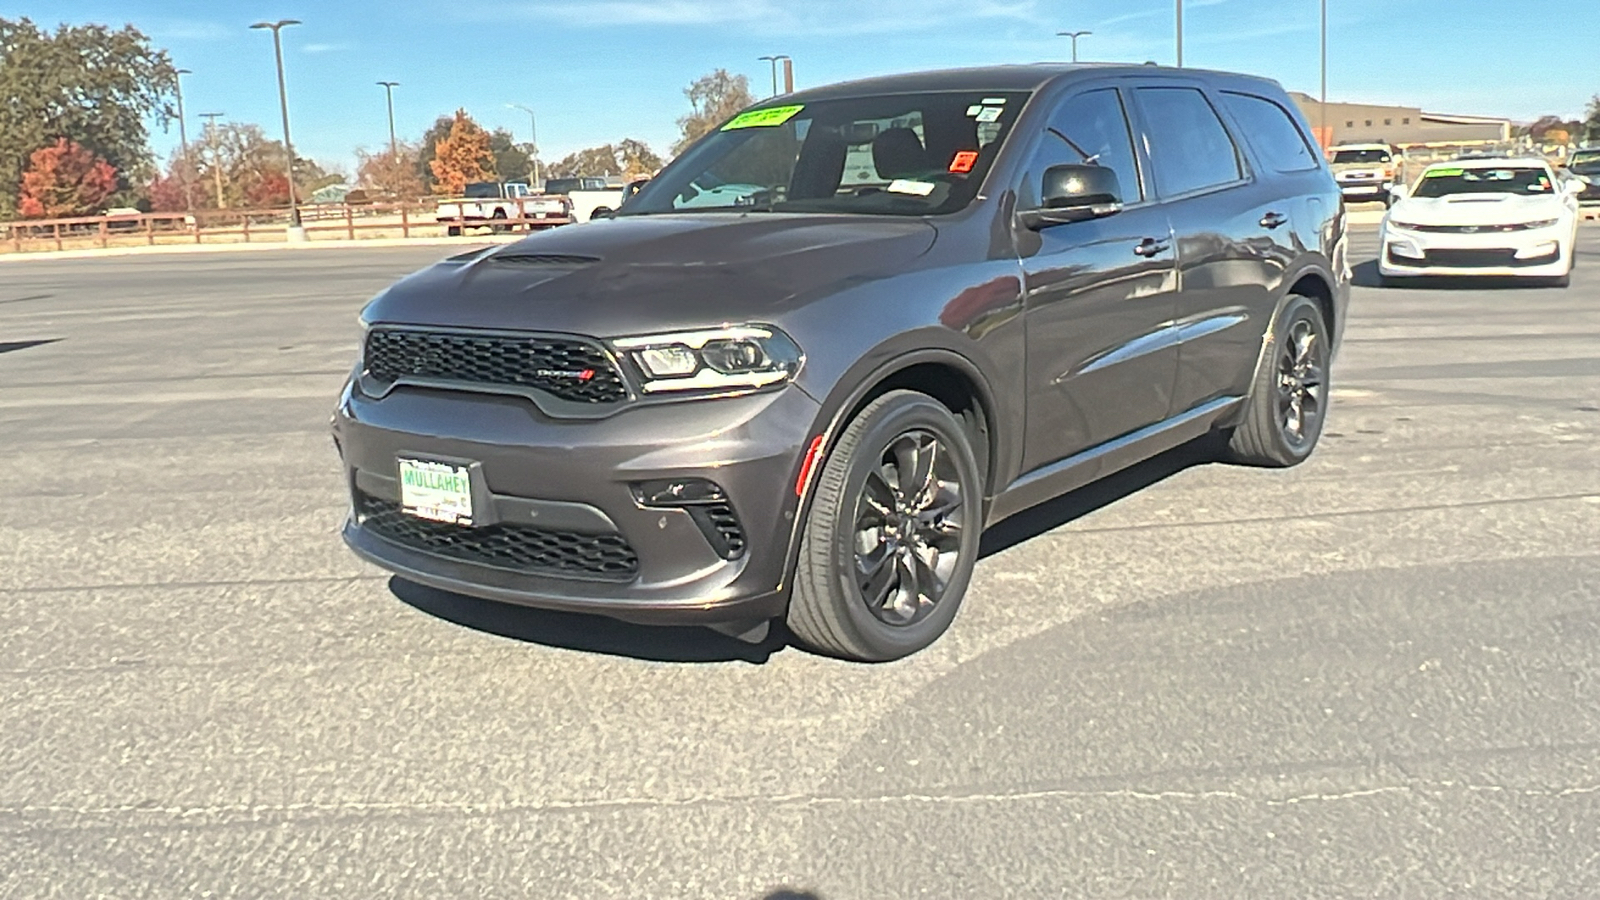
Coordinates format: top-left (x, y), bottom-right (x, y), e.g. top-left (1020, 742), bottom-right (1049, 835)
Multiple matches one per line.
top-left (1387, 220), bottom-right (1421, 232)
top-left (611, 325), bottom-right (803, 395)
top-left (1519, 218), bottom-right (1559, 230)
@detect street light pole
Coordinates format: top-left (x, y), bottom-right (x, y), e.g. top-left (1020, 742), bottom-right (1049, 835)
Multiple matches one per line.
top-left (1176, 0), bottom-right (1184, 67)
top-left (507, 103), bottom-right (540, 186)
top-left (250, 19), bottom-right (303, 229)
top-left (757, 55), bottom-right (789, 97)
top-left (1056, 30), bottom-right (1092, 63)
top-left (200, 112), bottom-right (225, 209)
top-left (1320, 0), bottom-right (1329, 148)
top-left (174, 68), bottom-right (194, 211)
top-left (377, 81), bottom-right (399, 157)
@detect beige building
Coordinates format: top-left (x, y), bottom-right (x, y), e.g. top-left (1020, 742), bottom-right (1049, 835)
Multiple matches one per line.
top-left (1287, 92), bottom-right (1513, 148)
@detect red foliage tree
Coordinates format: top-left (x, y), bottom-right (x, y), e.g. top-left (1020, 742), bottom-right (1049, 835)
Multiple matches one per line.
top-left (147, 170), bottom-right (188, 212)
top-left (246, 170), bottom-right (291, 208)
top-left (17, 138), bottom-right (120, 218)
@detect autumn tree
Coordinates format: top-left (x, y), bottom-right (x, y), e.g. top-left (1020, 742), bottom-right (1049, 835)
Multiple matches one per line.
top-left (428, 109), bottom-right (497, 196)
top-left (0, 18), bottom-right (176, 217)
top-left (547, 140), bottom-right (663, 179)
top-left (17, 138), bottom-right (119, 217)
top-left (673, 69), bottom-right (755, 154)
top-left (356, 142), bottom-right (426, 199)
top-left (1585, 96), bottom-right (1600, 142)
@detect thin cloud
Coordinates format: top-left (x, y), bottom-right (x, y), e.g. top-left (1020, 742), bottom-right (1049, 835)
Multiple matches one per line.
top-left (145, 19), bottom-right (233, 42)
top-left (488, 0), bottom-right (1046, 35)
top-left (301, 42), bottom-right (351, 54)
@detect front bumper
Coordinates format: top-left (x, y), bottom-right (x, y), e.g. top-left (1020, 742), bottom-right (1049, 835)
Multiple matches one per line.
top-left (1338, 179), bottom-right (1391, 199)
top-left (1378, 224), bottom-right (1571, 278)
top-left (332, 379), bottom-right (822, 625)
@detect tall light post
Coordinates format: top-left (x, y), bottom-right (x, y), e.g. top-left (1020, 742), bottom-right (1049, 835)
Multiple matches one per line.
top-left (200, 111), bottom-right (226, 209)
top-left (506, 103), bottom-right (540, 186)
top-left (1176, 0), bottom-right (1185, 66)
top-left (1056, 30), bottom-right (1092, 63)
top-left (758, 55), bottom-right (790, 97)
top-left (174, 68), bottom-right (194, 211)
top-left (1320, 0), bottom-right (1329, 148)
top-left (377, 81), bottom-right (399, 156)
top-left (250, 18), bottom-right (303, 230)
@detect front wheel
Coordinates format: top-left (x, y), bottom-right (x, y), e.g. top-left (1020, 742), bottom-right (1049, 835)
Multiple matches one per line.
top-left (1222, 294), bottom-right (1331, 468)
top-left (787, 391), bottom-right (984, 662)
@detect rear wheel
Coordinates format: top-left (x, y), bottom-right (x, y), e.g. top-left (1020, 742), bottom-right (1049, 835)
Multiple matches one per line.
top-left (446, 225), bottom-right (461, 237)
top-left (787, 391), bottom-right (983, 662)
top-left (1223, 295), bottom-right (1330, 468)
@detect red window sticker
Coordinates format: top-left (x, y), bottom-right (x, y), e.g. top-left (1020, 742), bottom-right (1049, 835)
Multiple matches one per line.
top-left (949, 150), bottom-right (979, 174)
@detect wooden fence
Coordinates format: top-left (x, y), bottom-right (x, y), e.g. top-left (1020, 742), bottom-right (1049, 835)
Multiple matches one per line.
top-left (0, 200), bottom-right (574, 254)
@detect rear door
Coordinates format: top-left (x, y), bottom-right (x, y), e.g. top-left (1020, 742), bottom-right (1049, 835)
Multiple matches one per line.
top-left (1017, 85), bottom-right (1179, 472)
top-left (1128, 81), bottom-right (1290, 413)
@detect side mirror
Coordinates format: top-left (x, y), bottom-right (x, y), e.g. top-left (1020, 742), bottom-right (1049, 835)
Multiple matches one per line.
top-left (1389, 183), bottom-right (1410, 202)
top-left (1019, 164), bottom-right (1123, 230)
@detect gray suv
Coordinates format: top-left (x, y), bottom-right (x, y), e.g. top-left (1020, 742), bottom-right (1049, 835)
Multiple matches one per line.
top-left (334, 64), bottom-right (1349, 662)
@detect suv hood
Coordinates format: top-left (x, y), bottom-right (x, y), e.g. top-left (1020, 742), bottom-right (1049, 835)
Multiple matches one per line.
top-left (1390, 193), bottom-right (1565, 227)
top-left (364, 214), bottom-right (937, 335)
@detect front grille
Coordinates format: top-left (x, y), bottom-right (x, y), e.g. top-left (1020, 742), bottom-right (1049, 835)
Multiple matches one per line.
top-left (364, 328), bottom-right (628, 404)
top-left (1409, 223), bottom-right (1541, 234)
top-left (488, 253), bottom-right (600, 265)
top-left (357, 492), bottom-right (639, 581)
top-left (1421, 248), bottom-right (1553, 268)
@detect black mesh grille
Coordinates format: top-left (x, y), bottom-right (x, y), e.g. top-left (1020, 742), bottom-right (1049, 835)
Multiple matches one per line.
top-left (357, 492), bottom-right (639, 581)
top-left (489, 253), bottom-right (601, 265)
top-left (1420, 248), bottom-right (1538, 268)
top-left (364, 329), bottom-right (627, 404)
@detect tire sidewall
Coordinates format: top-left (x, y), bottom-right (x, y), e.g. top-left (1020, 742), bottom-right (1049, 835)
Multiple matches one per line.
top-left (1271, 295), bottom-right (1330, 462)
top-left (816, 393), bottom-right (983, 660)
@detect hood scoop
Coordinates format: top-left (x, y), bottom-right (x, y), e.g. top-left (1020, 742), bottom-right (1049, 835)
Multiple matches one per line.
top-left (488, 253), bottom-right (602, 266)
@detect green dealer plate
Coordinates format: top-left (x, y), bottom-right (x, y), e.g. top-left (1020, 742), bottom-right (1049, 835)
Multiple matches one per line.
top-left (398, 458), bottom-right (473, 525)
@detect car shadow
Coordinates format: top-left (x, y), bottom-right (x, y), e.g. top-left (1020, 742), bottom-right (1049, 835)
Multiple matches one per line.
top-left (0, 338), bottom-right (62, 355)
top-left (391, 434), bottom-right (1221, 664)
top-left (979, 433), bottom-right (1219, 559)
top-left (1352, 258), bottom-right (1560, 290)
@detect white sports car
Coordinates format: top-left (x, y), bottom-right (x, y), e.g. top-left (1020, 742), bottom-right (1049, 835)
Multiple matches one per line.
top-left (1379, 158), bottom-right (1581, 287)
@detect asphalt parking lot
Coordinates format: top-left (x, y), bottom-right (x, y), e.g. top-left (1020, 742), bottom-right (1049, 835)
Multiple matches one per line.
top-left (3, 227), bottom-right (1598, 899)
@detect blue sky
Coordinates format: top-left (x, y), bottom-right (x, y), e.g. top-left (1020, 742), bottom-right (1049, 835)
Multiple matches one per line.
top-left (7, 0), bottom-right (1595, 176)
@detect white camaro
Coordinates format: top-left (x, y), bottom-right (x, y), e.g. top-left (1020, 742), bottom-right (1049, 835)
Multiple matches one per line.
top-left (1379, 158), bottom-right (1581, 287)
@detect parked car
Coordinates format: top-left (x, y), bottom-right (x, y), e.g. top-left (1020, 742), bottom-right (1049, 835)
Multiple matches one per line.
top-left (543, 176), bottom-right (626, 223)
top-left (1327, 142), bottom-right (1399, 205)
top-left (334, 63), bottom-right (1349, 661)
top-left (1564, 147), bottom-right (1600, 206)
top-left (1380, 157), bottom-right (1580, 287)
top-left (436, 181), bottom-right (570, 235)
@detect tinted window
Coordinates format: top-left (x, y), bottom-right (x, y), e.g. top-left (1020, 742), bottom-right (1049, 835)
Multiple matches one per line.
top-left (1222, 92), bottom-right (1319, 173)
top-left (1330, 149), bottom-right (1391, 165)
top-left (1412, 166), bottom-right (1554, 198)
top-left (1136, 87), bottom-right (1244, 197)
top-left (1046, 89), bottom-right (1143, 203)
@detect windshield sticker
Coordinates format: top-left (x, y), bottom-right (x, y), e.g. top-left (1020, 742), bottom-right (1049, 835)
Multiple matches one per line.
top-left (981, 97), bottom-right (1006, 105)
top-left (722, 104), bottom-right (805, 131)
top-left (974, 107), bottom-right (1003, 123)
top-left (966, 104), bottom-right (983, 117)
top-left (1426, 168), bottom-right (1464, 177)
top-left (949, 151), bottom-right (979, 174)
top-left (887, 179), bottom-right (936, 196)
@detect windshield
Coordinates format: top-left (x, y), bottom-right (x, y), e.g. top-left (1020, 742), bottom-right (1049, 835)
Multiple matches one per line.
top-left (622, 91), bottom-right (1029, 217)
top-left (1412, 166), bottom-right (1555, 198)
top-left (463, 182), bottom-right (501, 199)
top-left (1569, 152), bottom-right (1600, 173)
top-left (1331, 149), bottom-right (1390, 165)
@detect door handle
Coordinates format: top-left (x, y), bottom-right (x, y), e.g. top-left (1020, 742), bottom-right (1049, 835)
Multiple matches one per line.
top-left (1133, 238), bottom-right (1171, 257)
top-left (1260, 212), bottom-right (1289, 230)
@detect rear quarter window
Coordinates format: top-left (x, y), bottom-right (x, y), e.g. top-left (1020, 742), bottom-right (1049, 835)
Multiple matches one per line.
top-left (1221, 92), bottom-right (1320, 173)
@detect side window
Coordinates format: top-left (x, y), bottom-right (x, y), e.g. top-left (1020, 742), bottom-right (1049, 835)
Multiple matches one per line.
top-left (1220, 92), bottom-right (1319, 173)
top-left (1135, 87), bottom-right (1244, 197)
top-left (1047, 89), bottom-right (1143, 203)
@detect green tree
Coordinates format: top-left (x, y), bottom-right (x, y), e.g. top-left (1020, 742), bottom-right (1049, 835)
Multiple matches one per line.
top-left (0, 17), bottom-right (177, 217)
top-left (1585, 95), bottom-right (1600, 142)
top-left (549, 140), bottom-right (663, 180)
top-left (416, 115), bottom-right (453, 191)
top-left (673, 69), bottom-right (755, 155)
top-left (489, 128), bottom-right (534, 183)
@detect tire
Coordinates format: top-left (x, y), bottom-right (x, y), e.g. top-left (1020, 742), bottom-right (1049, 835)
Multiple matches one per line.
top-left (786, 390), bottom-right (984, 662)
top-left (1550, 271), bottom-right (1571, 288)
top-left (490, 209), bottom-right (509, 234)
top-left (446, 226), bottom-right (461, 237)
top-left (1222, 294), bottom-right (1331, 468)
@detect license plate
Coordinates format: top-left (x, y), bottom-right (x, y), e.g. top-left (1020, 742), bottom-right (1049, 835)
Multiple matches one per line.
top-left (398, 458), bottom-right (473, 525)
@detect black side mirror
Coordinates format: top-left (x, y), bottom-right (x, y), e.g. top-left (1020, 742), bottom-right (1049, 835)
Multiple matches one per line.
top-left (1019, 164), bottom-right (1124, 230)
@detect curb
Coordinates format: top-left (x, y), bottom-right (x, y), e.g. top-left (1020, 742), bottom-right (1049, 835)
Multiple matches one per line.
top-left (0, 234), bottom-right (523, 263)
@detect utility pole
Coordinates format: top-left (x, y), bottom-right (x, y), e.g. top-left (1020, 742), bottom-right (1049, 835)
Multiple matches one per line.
top-left (758, 55), bottom-right (790, 97)
top-left (377, 81), bottom-right (400, 156)
top-left (250, 19), bottom-right (303, 231)
top-left (506, 103), bottom-right (540, 187)
top-left (200, 112), bottom-right (226, 209)
top-left (1177, 0), bottom-right (1190, 66)
top-left (174, 68), bottom-right (194, 211)
top-left (1057, 31), bottom-right (1092, 63)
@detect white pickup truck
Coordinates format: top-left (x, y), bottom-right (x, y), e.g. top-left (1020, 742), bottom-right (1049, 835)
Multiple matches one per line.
top-left (436, 182), bottom-right (571, 235)
top-left (544, 176), bottom-right (626, 223)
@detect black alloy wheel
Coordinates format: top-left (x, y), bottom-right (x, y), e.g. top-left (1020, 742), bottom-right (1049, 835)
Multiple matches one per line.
top-left (788, 390), bottom-right (983, 662)
top-left (1223, 294), bottom-right (1331, 468)
top-left (1277, 314), bottom-right (1327, 453)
